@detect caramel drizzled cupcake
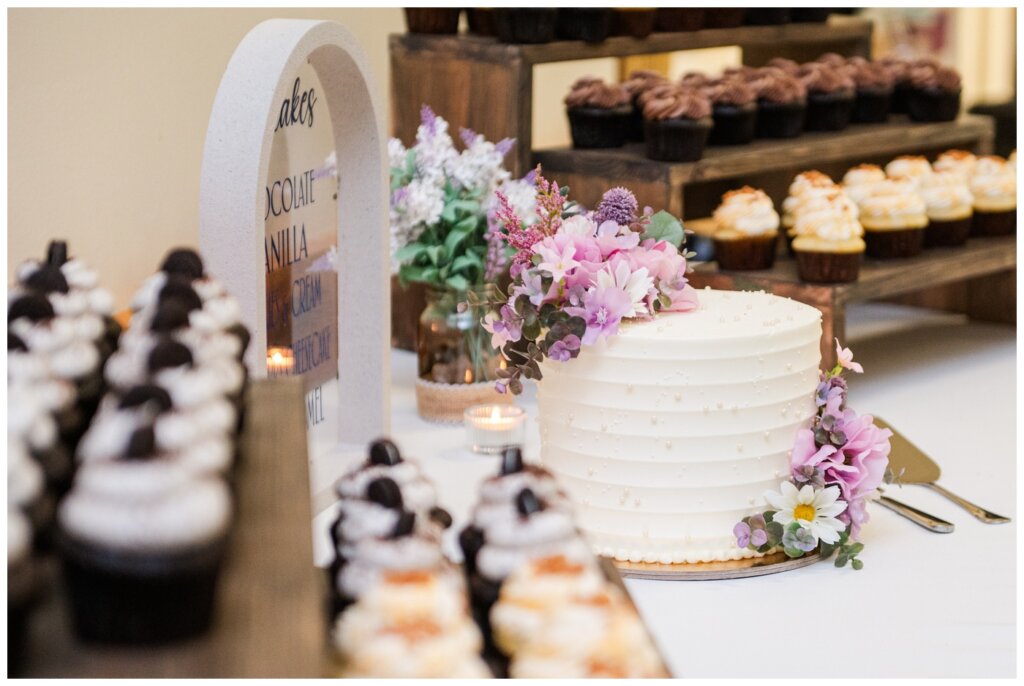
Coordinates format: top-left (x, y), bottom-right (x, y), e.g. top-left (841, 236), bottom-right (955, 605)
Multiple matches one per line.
top-left (781, 170), bottom-right (838, 231)
top-left (792, 200), bottom-right (865, 283)
top-left (706, 77), bottom-right (758, 145)
top-left (907, 63), bottom-right (962, 122)
top-left (750, 67), bottom-right (807, 138)
top-left (859, 178), bottom-right (928, 258)
top-left (968, 155), bottom-right (1016, 236)
top-left (842, 164), bottom-right (887, 205)
top-left (565, 77), bottom-right (632, 149)
top-left (846, 56), bottom-right (895, 123)
top-left (642, 85), bottom-right (713, 161)
top-left (712, 187), bottom-right (780, 270)
top-left (918, 171), bottom-right (974, 247)
top-left (799, 62), bottom-right (856, 131)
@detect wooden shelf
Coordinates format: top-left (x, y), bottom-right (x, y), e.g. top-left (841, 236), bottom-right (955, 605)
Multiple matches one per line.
top-left (687, 235), bottom-right (1017, 367)
top-left (533, 115), bottom-right (996, 217)
top-left (20, 379), bottom-right (327, 678)
top-left (394, 16), bottom-right (872, 66)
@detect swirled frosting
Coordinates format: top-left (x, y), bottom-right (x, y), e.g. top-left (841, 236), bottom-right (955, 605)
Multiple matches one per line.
top-left (885, 156), bottom-right (933, 186)
top-left (8, 437), bottom-right (45, 511)
top-left (845, 56), bottom-right (895, 90)
top-left (792, 194), bottom-right (865, 242)
top-left (799, 63), bottom-right (855, 95)
top-left (918, 170), bottom-right (974, 221)
top-left (476, 504), bottom-right (589, 582)
top-left (565, 78), bottom-right (631, 109)
top-left (336, 459), bottom-right (439, 515)
top-left (842, 164), bottom-right (887, 204)
top-left (858, 179), bottom-right (928, 230)
top-left (969, 155), bottom-right (1016, 212)
top-left (932, 150), bottom-right (975, 179)
top-left (641, 87), bottom-right (712, 121)
top-left (749, 67), bottom-right (806, 103)
top-left (335, 533), bottom-right (449, 600)
top-left (713, 186), bottom-right (780, 237)
top-left (766, 57), bottom-right (800, 76)
top-left (621, 69), bottom-right (668, 97)
top-left (909, 64), bottom-right (962, 92)
top-left (705, 78), bottom-right (756, 107)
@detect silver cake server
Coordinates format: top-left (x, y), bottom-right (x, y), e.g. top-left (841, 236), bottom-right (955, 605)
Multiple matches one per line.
top-left (875, 488), bottom-right (954, 533)
top-left (875, 417), bottom-right (1011, 525)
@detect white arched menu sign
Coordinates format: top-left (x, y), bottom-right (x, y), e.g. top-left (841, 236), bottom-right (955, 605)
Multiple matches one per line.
top-left (199, 19), bottom-right (390, 452)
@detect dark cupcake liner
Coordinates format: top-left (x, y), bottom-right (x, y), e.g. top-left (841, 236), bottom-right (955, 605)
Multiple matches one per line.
top-left (714, 235), bottom-right (778, 271)
top-left (556, 8), bottom-right (611, 43)
top-left (709, 102), bottom-right (757, 145)
top-left (907, 87), bottom-right (961, 122)
top-left (890, 82), bottom-right (912, 114)
top-left (60, 533), bottom-right (226, 644)
top-left (8, 557), bottom-right (42, 676)
top-left (805, 91), bottom-right (855, 131)
top-left (795, 250), bottom-right (862, 283)
top-left (925, 216), bottom-right (972, 247)
top-left (404, 8), bottom-right (461, 35)
top-left (791, 8), bottom-right (831, 22)
top-left (609, 8), bottom-right (657, 38)
top-left (702, 8), bottom-right (746, 28)
top-left (865, 228), bottom-right (926, 259)
top-left (744, 8), bottom-right (791, 25)
top-left (568, 106), bottom-right (631, 149)
top-left (655, 8), bottom-right (705, 32)
top-left (30, 443), bottom-right (74, 498)
top-left (467, 8), bottom-right (498, 37)
top-left (756, 99), bottom-right (806, 138)
top-left (458, 525), bottom-right (486, 576)
top-left (852, 87), bottom-right (892, 123)
top-left (626, 98), bottom-right (646, 142)
top-left (644, 117), bottom-right (713, 162)
top-left (971, 209), bottom-right (1016, 237)
top-left (468, 571), bottom-right (503, 645)
top-left (494, 8), bottom-right (558, 44)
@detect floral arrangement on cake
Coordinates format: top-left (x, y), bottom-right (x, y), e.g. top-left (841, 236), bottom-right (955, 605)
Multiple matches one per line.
top-left (474, 169), bottom-right (698, 394)
top-left (733, 340), bottom-right (893, 569)
top-left (389, 105), bottom-right (536, 289)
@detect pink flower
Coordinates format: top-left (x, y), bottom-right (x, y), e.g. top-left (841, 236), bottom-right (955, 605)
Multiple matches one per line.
top-left (835, 338), bottom-right (863, 373)
top-left (567, 283), bottom-right (634, 345)
top-left (594, 221), bottom-right (640, 259)
top-left (662, 283), bottom-right (700, 312)
top-left (482, 304), bottom-right (522, 349)
top-left (535, 238), bottom-right (579, 282)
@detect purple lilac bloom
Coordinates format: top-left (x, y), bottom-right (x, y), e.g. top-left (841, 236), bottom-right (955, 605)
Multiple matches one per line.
top-left (547, 334), bottom-right (581, 362)
top-left (420, 104), bottom-right (439, 135)
top-left (593, 187), bottom-right (639, 227)
top-left (484, 217), bottom-right (510, 282)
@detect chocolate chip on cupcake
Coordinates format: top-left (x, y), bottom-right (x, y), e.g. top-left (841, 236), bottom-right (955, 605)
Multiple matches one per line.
top-left (565, 77), bottom-right (633, 149)
top-left (799, 62), bottom-right (856, 131)
top-left (749, 67), bottom-right (807, 138)
top-left (641, 85), bottom-right (713, 161)
top-left (968, 155), bottom-right (1017, 236)
top-left (705, 77), bottom-right (758, 145)
top-left (712, 187), bottom-right (781, 270)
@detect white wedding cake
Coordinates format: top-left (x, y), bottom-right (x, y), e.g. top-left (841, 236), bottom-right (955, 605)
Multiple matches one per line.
top-left (538, 288), bottom-right (822, 564)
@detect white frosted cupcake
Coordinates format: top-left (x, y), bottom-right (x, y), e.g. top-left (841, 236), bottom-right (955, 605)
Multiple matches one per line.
top-left (933, 149), bottom-right (977, 180)
top-left (792, 199), bottom-right (865, 284)
top-left (918, 170), bottom-right (974, 247)
top-left (842, 163), bottom-right (886, 205)
top-left (968, 155), bottom-right (1016, 236)
top-left (781, 170), bottom-right (836, 229)
top-left (859, 178), bottom-right (928, 258)
top-left (885, 155), bottom-right (933, 187)
top-left (712, 186), bottom-right (780, 271)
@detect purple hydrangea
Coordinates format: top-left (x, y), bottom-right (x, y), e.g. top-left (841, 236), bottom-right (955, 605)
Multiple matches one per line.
top-left (547, 334), bottom-right (581, 362)
top-left (593, 187), bottom-right (639, 227)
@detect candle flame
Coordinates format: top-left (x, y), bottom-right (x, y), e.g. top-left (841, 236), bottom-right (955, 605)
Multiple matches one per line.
top-left (490, 405), bottom-right (501, 421)
top-left (270, 350), bottom-right (284, 364)
top-left (465, 368), bottom-right (473, 383)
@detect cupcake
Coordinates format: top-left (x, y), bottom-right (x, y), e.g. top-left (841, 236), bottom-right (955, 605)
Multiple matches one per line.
top-left (765, 57), bottom-right (801, 77)
top-left (885, 155), bottom-right (933, 188)
top-left (679, 71), bottom-right (711, 90)
top-left (799, 63), bottom-right (856, 131)
top-left (609, 8), bottom-right (657, 38)
top-left (859, 178), bottom-right (928, 258)
top-left (8, 508), bottom-right (41, 675)
top-left (701, 8), bottom-right (746, 28)
top-left (403, 8), bottom-right (460, 35)
top-left (642, 86), bottom-right (713, 162)
top-left (906, 64), bottom-right (962, 122)
top-left (781, 170), bottom-right (838, 231)
top-left (331, 570), bottom-right (491, 678)
top-left (878, 56), bottom-right (913, 114)
top-left (842, 164), bottom-right (887, 205)
top-left (706, 77), bottom-right (758, 146)
top-left (918, 171), bottom-right (974, 247)
top-left (750, 67), bottom-right (807, 138)
top-left (466, 8), bottom-right (497, 36)
top-left (712, 187), bottom-right (781, 270)
top-left (847, 57), bottom-right (895, 123)
top-left (968, 155), bottom-right (1017, 236)
top-left (654, 8), bottom-right (705, 32)
top-left (792, 202), bottom-right (865, 283)
top-left (565, 77), bottom-right (632, 149)
top-left (8, 437), bottom-right (55, 551)
top-left (58, 433), bottom-right (233, 643)
top-left (933, 149), bottom-right (977, 179)
top-left (493, 8), bottom-right (558, 43)
top-left (8, 330), bottom-right (84, 457)
top-left (556, 8), bottom-right (612, 43)
top-left (621, 70), bottom-right (669, 142)
top-left (744, 8), bottom-right (791, 25)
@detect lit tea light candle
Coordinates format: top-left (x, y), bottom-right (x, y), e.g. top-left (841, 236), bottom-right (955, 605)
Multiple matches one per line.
top-left (464, 404), bottom-right (526, 454)
top-left (266, 346), bottom-right (294, 377)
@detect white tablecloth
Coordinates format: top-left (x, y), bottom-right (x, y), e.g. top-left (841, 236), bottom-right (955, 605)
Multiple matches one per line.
top-left (313, 303), bottom-right (1016, 678)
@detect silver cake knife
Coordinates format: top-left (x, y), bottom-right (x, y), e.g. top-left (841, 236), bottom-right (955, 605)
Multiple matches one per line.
top-left (875, 489), bottom-right (954, 533)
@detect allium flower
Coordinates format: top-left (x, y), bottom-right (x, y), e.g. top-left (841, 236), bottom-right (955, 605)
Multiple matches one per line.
top-left (764, 482), bottom-right (847, 545)
top-left (593, 187), bottom-right (639, 227)
top-left (547, 334), bottom-right (581, 362)
top-left (835, 338), bottom-right (864, 373)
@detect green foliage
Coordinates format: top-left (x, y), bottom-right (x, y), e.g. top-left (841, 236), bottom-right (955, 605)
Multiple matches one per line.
top-left (641, 210), bottom-right (685, 248)
top-left (819, 528), bottom-right (866, 570)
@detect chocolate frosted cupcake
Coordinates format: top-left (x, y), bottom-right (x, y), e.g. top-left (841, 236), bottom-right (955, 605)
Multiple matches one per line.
top-left (799, 63), bottom-right (856, 131)
top-left (466, 8), bottom-right (497, 36)
top-left (609, 8), bottom-right (657, 38)
top-left (859, 178), bottom-right (928, 258)
top-left (642, 86), bottom-right (713, 161)
top-left (403, 8), bottom-right (460, 35)
top-left (712, 187), bottom-right (781, 270)
top-left (906, 64), bottom-right (962, 122)
top-left (766, 57), bottom-right (801, 77)
top-left (847, 57), bottom-right (895, 123)
top-left (654, 8), bottom-right (705, 31)
top-left (792, 202), bottom-right (865, 283)
top-left (8, 437), bottom-right (55, 551)
top-left (565, 77), bottom-right (632, 149)
top-left (493, 8), bottom-right (558, 43)
top-left (621, 70), bottom-right (669, 141)
top-left (919, 171), bottom-right (974, 247)
top-left (556, 8), bottom-right (612, 43)
top-left (58, 435), bottom-right (233, 643)
top-left (744, 8), bottom-right (791, 25)
top-left (706, 77), bottom-right (758, 145)
top-left (878, 56), bottom-right (913, 114)
top-left (750, 67), bottom-right (807, 138)
top-left (842, 164), bottom-right (887, 205)
top-left (702, 7), bottom-right (746, 28)
top-left (968, 155), bottom-right (1016, 236)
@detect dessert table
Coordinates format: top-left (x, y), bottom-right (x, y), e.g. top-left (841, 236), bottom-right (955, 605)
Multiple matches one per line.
top-left (312, 301), bottom-right (1016, 678)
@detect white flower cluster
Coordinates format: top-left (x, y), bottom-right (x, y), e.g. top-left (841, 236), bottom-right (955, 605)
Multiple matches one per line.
top-left (490, 176), bottom-right (539, 227)
top-left (447, 132), bottom-right (511, 193)
top-left (390, 179), bottom-right (445, 273)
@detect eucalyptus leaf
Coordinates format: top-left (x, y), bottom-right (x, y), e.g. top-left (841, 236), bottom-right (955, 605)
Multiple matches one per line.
top-left (641, 210), bottom-right (685, 248)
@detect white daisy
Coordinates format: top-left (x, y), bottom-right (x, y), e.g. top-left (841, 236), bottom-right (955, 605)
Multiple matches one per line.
top-left (764, 481), bottom-right (847, 545)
